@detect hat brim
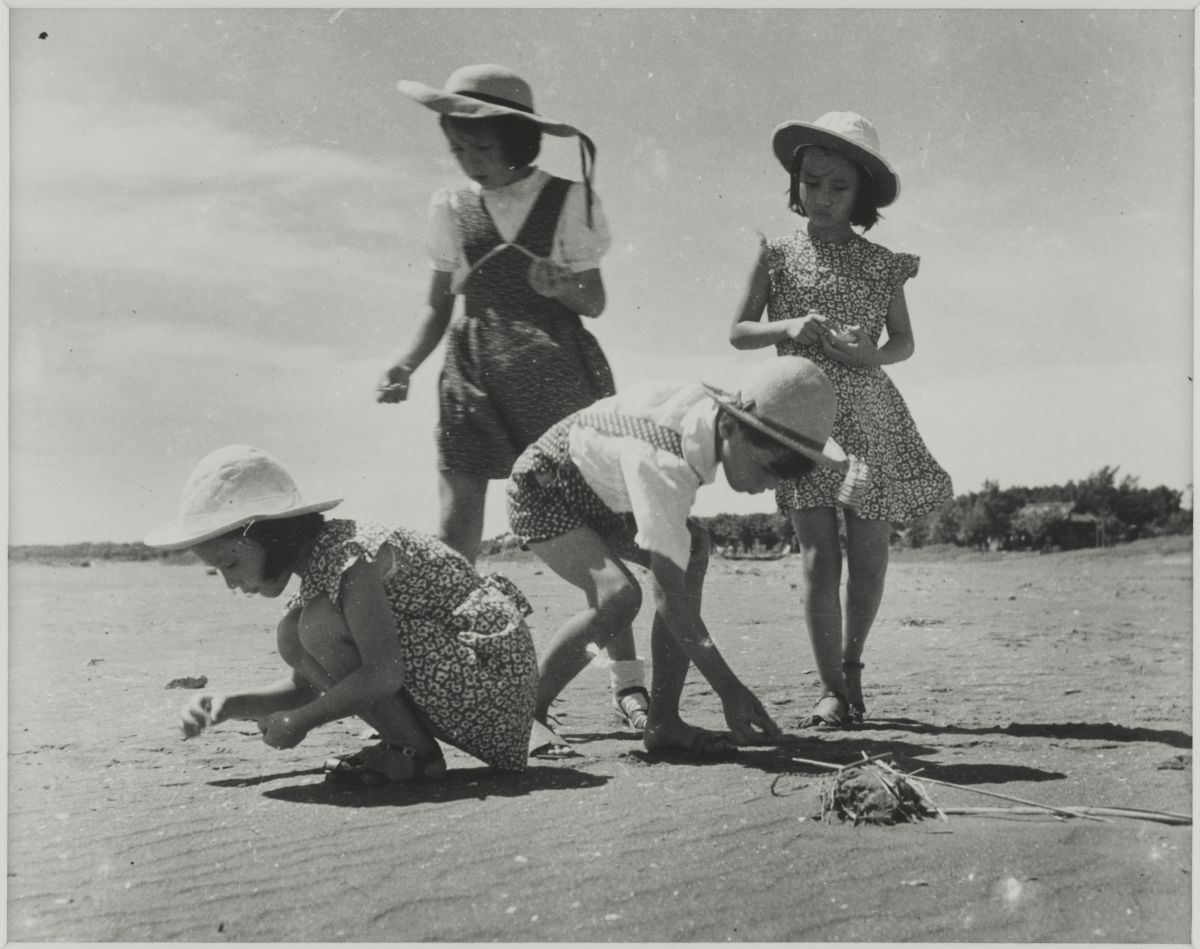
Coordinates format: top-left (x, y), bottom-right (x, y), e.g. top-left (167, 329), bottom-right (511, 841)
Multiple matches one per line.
top-left (144, 498), bottom-right (342, 551)
top-left (702, 383), bottom-right (847, 470)
top-left (771, 121), bottom-right (899, 208)
top-left (396, 80), bottom-right (581, 138)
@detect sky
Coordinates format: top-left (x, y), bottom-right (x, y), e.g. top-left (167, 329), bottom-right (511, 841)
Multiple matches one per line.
top-left (7, 4), bottom-right (1195, 545)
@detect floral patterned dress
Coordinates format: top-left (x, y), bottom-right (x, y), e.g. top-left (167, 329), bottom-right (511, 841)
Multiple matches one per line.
top-left (764, 230), bottom-right (953, 521)
top-left (286, 520), bottom-right (538, 771)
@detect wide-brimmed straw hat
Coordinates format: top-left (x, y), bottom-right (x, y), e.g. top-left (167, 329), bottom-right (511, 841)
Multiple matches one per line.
top-left (771, 111), bottom-right (900, 208)
top-left (702, 356), bottom-right (847, 470)
top-left (398, 63), bottom-right (581, 137)
top-left (144, 445), bottom-right (341, 551)
top-left (397, 63), bottom-right (597, 223)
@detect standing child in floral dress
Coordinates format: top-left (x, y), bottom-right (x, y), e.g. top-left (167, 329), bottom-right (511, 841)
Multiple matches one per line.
top-left (730, 111), bottom-right (953, 728)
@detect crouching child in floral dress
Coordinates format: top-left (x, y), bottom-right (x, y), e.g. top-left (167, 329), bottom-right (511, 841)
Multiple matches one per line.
top-left (145, 444), bottom-right (538, 786)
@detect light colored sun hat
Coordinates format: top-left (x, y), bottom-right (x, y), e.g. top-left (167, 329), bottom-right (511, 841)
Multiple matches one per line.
top-left (771, 111), bottom-right (900, 208)
top-left (144, 445), bottom-right (341, 551)
top-left (702, 356), bottom-right (847, 470)
top-left (397, 63), bottom-right (597, 223)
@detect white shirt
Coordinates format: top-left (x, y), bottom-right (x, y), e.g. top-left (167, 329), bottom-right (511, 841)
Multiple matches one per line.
top-left (428, 167), bottom-right (611, 276)
top-left (568, 381), bottom-right (721, 570)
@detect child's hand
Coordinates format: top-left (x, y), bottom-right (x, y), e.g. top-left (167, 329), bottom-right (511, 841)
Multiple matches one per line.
top-left (257, 712), bottom-right (308, 750)
top-left (720, 686), bottom-right (782, 744)
top-left (784, 312), bottom-right (830, 346)
top-left (376, 363), bottom-right (413, 403)
top-left (526, 258), bottom-right (575, 299)
top-left (179, 693), bottom-right (226, 739)
top-left (822, 325), bottom-right (878, 366)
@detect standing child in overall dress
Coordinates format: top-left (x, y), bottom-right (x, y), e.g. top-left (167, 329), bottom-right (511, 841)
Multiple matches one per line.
top-left (730, 112), bottom-right (953, 728)
top-left (507, 356), bottom-right (867, 757)
top-left (145, 445), bottom-right (538, 786)
top-left (377, 65), bottom-right (651, 737)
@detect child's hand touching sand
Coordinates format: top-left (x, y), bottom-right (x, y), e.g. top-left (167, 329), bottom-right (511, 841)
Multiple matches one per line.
top-left (179, 693), bottom-right (226, 738)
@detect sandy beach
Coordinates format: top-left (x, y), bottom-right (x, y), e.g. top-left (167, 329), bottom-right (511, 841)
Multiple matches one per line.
top-left (7, 537), bottom-right (1192, 942)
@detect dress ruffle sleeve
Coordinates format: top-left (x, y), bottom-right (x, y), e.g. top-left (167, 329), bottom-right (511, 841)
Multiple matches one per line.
top-left (288, 523), bottom-right (398, 610)
top-left (892, 251), bottom-right (920, 291)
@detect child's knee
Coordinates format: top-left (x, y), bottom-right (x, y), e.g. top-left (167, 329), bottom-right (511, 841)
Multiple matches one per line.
top-left (799, 543), bottom-right (841, 588)
top-left (297, 598), bottom-right (351, 655)
top-left (597, 576), bottom-right (642, 627)
top-left (275, 609), bottom-right (306, 670)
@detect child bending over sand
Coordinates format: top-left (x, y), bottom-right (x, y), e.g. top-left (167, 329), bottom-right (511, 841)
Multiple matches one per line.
top-left (507, 356), bottom-right (867, 759)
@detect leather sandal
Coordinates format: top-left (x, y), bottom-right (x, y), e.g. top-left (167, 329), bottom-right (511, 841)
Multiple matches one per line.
top-left (324, 743), bottom-right (446, 786)
top-left (842, 660), bottom-right (865, 725)
top-left (613, 686), bottom-right (650, 733)
top-left (801, 690), bottom-right (850, 730)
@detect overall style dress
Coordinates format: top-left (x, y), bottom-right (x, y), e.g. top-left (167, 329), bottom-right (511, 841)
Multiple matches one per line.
top-left (438, 176), bottom-right (615, 479)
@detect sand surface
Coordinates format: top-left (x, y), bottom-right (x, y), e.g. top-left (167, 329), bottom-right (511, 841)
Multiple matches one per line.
top-left (7, 539), bottom-right (1193, 942)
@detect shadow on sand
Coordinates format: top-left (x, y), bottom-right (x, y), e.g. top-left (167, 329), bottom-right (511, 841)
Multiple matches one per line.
top-left (865, 718), bottom-right (1193, 749)
top-left (242, 764), bottom-right (609, 807)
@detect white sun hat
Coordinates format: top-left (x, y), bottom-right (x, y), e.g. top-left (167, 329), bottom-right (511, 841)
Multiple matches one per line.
top-left (144, 445), bottom-right (341, 551)
top-left (771, 111), bottom-right (900, 208)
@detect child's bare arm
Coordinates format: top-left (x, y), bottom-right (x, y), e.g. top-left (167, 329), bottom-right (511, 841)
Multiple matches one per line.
top-left (179, 673), bottom-right (317, 738)
top-left (378, 270), bottom-right (455, 401)
top-left (648, 554), bottom-right (780, 743)
top-left (728, 249), bottom-right (825, 349)
top-left (218, 673), bottom-right (319, 721)
top-left (258, 556), bottom-right (407, 748)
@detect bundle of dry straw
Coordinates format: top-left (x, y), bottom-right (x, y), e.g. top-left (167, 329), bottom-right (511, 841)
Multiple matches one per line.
top-left (814, 755), bottom-right (944, 826)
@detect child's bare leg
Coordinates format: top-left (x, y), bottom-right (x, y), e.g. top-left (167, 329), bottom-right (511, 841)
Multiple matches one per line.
top-left (791, 508), bottom-right (847, 705)
top-left (527, 527), bottom-right (642, 722)
top-left (842, 512), bottom-right (890, 713)
top-left (298, 599), bottom-right (440, 757)
top-left (438, 471), bottom-right (488, 564)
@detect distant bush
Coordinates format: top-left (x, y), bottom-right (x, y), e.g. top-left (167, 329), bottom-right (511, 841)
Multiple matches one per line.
top-left (8, 543), bottom-right (197, 565)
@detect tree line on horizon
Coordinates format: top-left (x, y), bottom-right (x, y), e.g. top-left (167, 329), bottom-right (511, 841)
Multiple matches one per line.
top-left (9, 466), bottom-right (1190, 564)
top-left (696, 465), bottom-right (1191, 554)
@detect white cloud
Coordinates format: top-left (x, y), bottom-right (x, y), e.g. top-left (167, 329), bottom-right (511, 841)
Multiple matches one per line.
top-left (11, 99), bottom-right (419, 293)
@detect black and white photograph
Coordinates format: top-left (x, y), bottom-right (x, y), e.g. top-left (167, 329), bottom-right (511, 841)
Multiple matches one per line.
top-left (7, 4), bottom-right (1193, 942)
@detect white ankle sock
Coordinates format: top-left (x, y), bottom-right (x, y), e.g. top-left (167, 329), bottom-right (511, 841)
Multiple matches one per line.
top-left (609, 659), bottom-right (646, 695)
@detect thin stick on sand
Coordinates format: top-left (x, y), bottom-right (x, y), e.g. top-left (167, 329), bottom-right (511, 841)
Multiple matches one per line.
top-left (941, 805), bottom-right (1192, 826)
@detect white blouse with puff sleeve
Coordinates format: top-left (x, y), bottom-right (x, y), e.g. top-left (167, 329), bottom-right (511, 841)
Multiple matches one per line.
top-left (426, 167), bottom-right (611, 276)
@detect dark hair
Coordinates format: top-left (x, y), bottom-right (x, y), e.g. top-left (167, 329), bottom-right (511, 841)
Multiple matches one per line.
top-left (787, 147), bottom-right (881, 231)
top-left (223, 513), bottom-right (327, 581)
top-left (440, 114), bottom-right (543, 169)
top-left (724, 412), bottom-right (818, 480)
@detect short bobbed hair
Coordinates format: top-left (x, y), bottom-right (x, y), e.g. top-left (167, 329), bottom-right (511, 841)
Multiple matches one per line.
top-left (440, 114), bottom-right (543, 169)
top-left (221, 512), bottom-right (327, 582)
top-left (788, 147), bottom-right (881, 231)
